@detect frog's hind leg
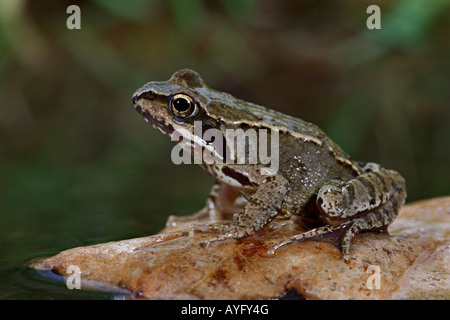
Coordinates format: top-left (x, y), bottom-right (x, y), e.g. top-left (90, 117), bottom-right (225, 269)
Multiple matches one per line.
top-left (271, 202), bottom-right (399, 261)
top-left (316, 162), bottom-right (406, 227)
top-left (272, 162), bottom-right (406, 260)
top-left (318, 162), bottom-right (405, 258)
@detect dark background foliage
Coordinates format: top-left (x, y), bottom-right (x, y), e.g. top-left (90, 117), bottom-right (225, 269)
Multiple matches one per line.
top-left (0, 0), bottom-right (448, 298)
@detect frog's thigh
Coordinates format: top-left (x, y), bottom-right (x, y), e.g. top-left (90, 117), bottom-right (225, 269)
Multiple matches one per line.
top-left (316, 166), bottom-right (405, 225)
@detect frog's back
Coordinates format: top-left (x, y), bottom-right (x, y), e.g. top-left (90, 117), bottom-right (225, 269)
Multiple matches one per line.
top-left (235, 98), bottom-right (363, 182)
top-left (201, 87), bottom-right (329, 146)
top-left (240, 100), bottom-right (329, 145)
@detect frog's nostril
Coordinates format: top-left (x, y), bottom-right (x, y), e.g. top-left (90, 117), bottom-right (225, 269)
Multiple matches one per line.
top-left (140, 91), bottom-right (155, 100)
top-left (132, 91), bottom-right (155, 106)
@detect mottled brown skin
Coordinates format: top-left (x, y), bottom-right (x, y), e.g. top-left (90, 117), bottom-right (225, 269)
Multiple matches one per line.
top-left (132, 69), bottom-right (407, 260)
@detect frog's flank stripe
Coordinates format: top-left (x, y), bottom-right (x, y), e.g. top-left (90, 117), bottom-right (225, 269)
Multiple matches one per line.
top-left (221, 166), bottom-right (256, 187)
top-left (219, 119), bottom-right (324, 147)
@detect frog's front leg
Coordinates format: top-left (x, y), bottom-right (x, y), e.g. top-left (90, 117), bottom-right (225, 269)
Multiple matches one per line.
top-left (189, 166), bottom-right (289, 240)
top-left (273, 162), bottom-right (406, 260)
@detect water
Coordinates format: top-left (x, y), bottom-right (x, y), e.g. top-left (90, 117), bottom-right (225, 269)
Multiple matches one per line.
top-left (0, 153), bottom-right (214, 299)
top-left (0, 251), bottom-right (131, 299)
top-left (0, 209), bottom-right (164, 300)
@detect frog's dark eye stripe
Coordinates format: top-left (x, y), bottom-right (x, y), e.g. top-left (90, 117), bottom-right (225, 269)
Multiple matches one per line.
top-left (170, 94), bottom-right (198, 118)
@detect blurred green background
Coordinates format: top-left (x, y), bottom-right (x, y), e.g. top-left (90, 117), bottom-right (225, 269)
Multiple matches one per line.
top-left (0, 0), bottom-right (449, 298)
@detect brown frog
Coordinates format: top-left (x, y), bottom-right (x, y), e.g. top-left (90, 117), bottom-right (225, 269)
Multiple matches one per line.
top-left (132, 69), bottom-right (406, 260)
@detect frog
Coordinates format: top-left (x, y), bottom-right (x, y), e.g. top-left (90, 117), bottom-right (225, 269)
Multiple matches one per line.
top-left (131, 69), bottom-right (406, 260)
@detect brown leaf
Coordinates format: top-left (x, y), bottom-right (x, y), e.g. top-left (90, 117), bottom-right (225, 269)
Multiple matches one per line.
top-left (31, 197), bottom-right (450, 299)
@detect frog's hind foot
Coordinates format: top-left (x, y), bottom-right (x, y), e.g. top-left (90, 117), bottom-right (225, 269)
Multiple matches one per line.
top-left (270, 224), bottom-right (345, 252)
top-left (271, 208), bottom-right (398, 261)
top-left (269, 223), bottom-right (357, 261)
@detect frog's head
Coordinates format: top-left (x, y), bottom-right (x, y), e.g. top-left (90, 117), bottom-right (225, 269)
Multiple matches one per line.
top-left (133, 69), bottom-right (208, 136)
top-left (132, 69), bottom-right (262, 133)
top-left (132, 69), bottom-right (265, 160)
top-left (132, 69), bottom-right (233, 163)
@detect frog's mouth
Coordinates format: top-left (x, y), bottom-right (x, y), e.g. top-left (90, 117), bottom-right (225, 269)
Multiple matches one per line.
top-left (134, 104), bottom-right (175, 137)
top-left (145, 115), bottom-right (175, 136)
top-left (133, 102), bottom-right (225, 164)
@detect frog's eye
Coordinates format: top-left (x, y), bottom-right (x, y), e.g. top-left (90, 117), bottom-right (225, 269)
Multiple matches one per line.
top-left (170, 94), bottom-right (198, 118)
